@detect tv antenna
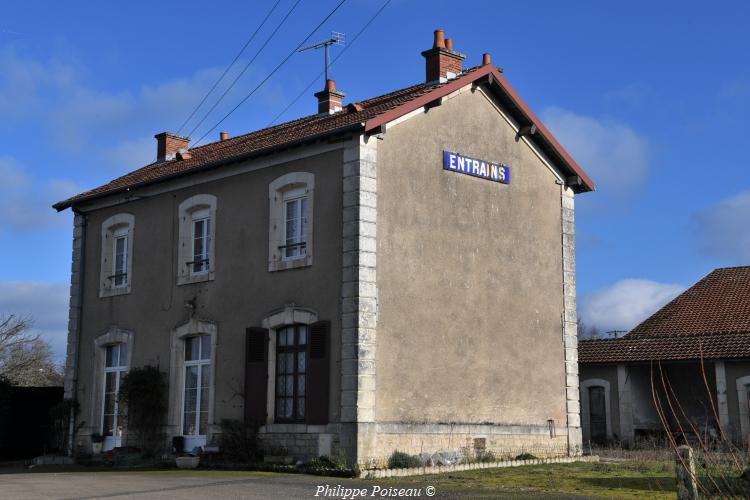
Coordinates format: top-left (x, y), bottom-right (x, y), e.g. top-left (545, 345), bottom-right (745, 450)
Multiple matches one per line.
top-left (298, 31), bottom-right (345, 82)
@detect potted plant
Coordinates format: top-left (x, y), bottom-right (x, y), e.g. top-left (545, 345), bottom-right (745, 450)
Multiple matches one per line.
top-left (175, 453), bottom-right (200, 469)
top-left (90, 433), bottom-right (104, 455)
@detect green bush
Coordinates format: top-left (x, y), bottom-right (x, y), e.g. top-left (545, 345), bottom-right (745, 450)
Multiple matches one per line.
top-left (515, 452), bottom-right (537, 461)
top-left (118, 366), bottom-right (168, 457)
top-left (219, 419), bottom-right (260, 461)
top-left (388, 450), bottom-right (421, 469)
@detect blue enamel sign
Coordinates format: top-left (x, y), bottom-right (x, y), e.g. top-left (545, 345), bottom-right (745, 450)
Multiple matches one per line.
top-left (443, 151), bottom-right (510, 185)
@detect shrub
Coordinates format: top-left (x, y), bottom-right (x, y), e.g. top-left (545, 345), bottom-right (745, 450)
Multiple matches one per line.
top-left (515, 452), bottom-right (537, 461)
top-left (48, 398), bottom-right (80, 454)
top-left (388, 450), bottom-right (421, 469)
top-left (477, 450), bottom-right (496, 463)
top-left (118, 365), bottom-right (168, 457)
top-left (219, 419), bottom-right (260, 462)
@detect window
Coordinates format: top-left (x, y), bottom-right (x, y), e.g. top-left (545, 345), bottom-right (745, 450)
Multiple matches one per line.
top-left (177, 194), bottom-right (216, 285)
top-left (112, 228), bottom-right (128, 288)
top-left (282, 188), bottom-right (308, 260)
top-left (190, 209), bottom-right (211, 274)
top-left (100, 213), bottom-right (134, 297)
top-left (275, 325), bottom-right (307, 422)
top-left (102, 343), bottom-right (127, 444)
top-left (268, 172), bottom-right (314, 271)
top-left (183, 335), bottom-right (211, 437)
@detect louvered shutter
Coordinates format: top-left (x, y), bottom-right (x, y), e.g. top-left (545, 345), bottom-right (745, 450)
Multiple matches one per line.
top-left (245, 327), bottom-right (269, 425)
top-left (306, 320), bottom-right (330, 425)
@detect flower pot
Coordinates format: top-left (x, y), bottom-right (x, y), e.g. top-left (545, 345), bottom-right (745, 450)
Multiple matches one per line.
top-left (91, 442), bottom-right (103, 455)
top-left (175, 455), bottom-right (200, 469)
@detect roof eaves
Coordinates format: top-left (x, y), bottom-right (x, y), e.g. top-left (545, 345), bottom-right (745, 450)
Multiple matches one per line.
top-left (53, 122), bottom-right (364, 212)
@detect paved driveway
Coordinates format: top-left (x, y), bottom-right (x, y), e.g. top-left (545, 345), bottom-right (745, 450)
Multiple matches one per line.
top-left (0, 469), bottom-right (594, 499)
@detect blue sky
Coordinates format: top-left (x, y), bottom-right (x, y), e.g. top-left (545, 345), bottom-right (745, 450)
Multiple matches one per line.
top-left (1, 0), bottom-right (749, 360)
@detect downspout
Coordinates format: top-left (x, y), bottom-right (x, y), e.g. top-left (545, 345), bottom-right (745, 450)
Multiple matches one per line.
top-left (67, 208), bottom-right (87, 456)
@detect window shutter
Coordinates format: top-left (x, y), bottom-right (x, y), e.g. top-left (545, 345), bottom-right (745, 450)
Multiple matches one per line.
top-left (306, 320), bottom-right (330, 425)
top-left (245, 327), bottom-right (268, 425)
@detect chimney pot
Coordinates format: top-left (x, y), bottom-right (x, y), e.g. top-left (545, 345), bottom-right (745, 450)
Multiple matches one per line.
top-left (421, 29), bottom-right (466, 83)
top-left (154, 132), bottom-right (190, 162)
top-left (220, 131), bottom-right (228, 141)
top-left (482, 53), bottom-right (491, 66)
top-left (433, 29), bottom-right (445, 49)
top-left (314, 79), bottom-right (345, 114)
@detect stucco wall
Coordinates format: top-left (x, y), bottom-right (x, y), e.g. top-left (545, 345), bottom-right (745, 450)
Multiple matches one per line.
top-left (373, 85), bottom-right (570, 456)
top-left (72, 148), bottom-right (344, 451)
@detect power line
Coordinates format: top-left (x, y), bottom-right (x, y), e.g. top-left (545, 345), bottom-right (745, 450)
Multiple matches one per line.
top-left (186, 0), bottom-right (304, 139)
top-left (269, 0), bottom-right (391, 126)
top-left (176, 0), bottom-right (282, 135)
top-left (193, 0), bottom-right (348, 146)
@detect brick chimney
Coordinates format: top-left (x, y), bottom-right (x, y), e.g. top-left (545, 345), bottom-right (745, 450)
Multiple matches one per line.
top-left (154, 132), bottom-right (190, 162)
top-left (421, 29), bottom-right (466, 83)
top-left (314, 79), bottom-right (345, 114)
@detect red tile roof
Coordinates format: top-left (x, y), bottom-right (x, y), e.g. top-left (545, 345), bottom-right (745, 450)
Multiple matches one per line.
top-left (54, 65), bottom-right (594, 211)
top-left (580, 267), bottom-right (750, 363)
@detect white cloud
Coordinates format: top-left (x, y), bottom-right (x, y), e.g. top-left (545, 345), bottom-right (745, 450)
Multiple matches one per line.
top-left (579, 279), bottom-right (685, 334)
top-left (542, 107), bottom-right (651, 205)
top-left (0, 156), bottom-right (80, 232)
top-left (0, 281), bottom-right (69, 363)
top-left (693, 190), bottom-right (750, 263)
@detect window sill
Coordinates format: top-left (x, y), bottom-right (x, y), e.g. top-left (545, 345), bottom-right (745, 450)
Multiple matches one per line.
top-left (177, 271), bottom-right (215, 286)
top-left (99, 286), bottom-right (131, 298)
top-left (268, 254), bottom-right (313, 272)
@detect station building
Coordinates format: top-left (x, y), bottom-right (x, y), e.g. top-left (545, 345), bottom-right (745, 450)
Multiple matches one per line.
top-left (55, 30), bottom-right (594, 466)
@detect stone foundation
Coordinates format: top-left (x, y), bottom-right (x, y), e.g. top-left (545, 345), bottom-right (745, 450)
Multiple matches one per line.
top-left (358, 423), bottom-right (573, 469)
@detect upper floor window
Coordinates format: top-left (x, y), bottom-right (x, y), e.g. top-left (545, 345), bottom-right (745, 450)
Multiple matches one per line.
top-left (269, 173), bottom-right (314, 272)
top-left (283, 188), bottom-right (307, 260)
top-left (99, 213), bottom-right (135, 298)
top-left (177, 194), bottom-right (217, 285)
top-left (191, 208), bottom-right (211, 275)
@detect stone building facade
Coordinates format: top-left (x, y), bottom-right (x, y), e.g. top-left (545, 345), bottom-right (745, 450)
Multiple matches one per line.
top-left (55, 30), bottom-right (594, 466)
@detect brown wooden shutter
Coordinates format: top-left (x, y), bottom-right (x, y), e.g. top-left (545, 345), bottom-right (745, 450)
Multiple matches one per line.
top-left (306, 320), bottom-right (330, 425)
top-left (245, 327), bottom-right (269, 425)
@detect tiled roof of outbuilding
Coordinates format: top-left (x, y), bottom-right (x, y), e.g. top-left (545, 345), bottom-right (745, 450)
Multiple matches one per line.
top-left (580, 267), bottom-right (750, 363)
top-left (54, 64), bottom-right (594, 211)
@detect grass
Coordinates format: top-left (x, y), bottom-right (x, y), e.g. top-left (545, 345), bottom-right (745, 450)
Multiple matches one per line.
top-left (378, 461), bottom-right (678, 499)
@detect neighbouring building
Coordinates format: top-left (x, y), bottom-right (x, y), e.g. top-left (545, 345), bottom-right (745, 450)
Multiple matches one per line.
top-left (54, 30), bottom-right (594, 466)
top-left (579, 267), bottom-right (750, 448)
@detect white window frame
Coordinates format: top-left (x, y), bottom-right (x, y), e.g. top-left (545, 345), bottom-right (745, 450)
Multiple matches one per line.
top-left (282, 187), bottom-right (308, 261)
top-left (168, 318), bottom-right (217, 451)
top-left (90, 328), bottom-right (133, 453)
top-left (269, 172), bottom-right (314, 271)
top-left (101, 343), bottom-right (127, 451)
top-left (99, 213), bottom-right (134, 297)
top-left (177, 194), bottom-right (217, 285)
top-left (181, 335), bottom-right (211, 440)
top-left (190, 208), bottom-right (211, 275)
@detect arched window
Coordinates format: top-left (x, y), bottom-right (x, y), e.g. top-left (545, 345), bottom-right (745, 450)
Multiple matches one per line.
top-left (102, 343), bottom-right (127, 450)
top-left (177, 194), bottom-right (217, 285)
top-left (99, 214), bottom-right (134, 297)
top-left (91, 328), bottom-right (133, 452)
top-left (268, 173), bottom-right (314, 271)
